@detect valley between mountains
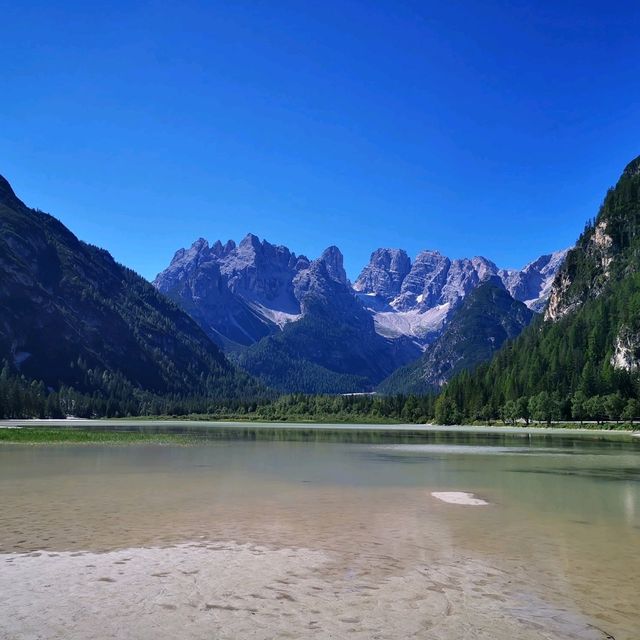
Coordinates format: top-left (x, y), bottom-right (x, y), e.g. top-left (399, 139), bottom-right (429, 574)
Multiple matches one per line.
top-left (0, 168), bottom-right (568, 399)
top-left (2, 154), bottom-right (640, 421)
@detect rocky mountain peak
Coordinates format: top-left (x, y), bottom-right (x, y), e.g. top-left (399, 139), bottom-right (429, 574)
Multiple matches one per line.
top-left (295, 255), bottom-right (311, 271)
top-left (319, 245), bottom-right (347, 284)
top-left (154, 237), bottom-right (213, 289)
top-left (239, 232), bottom-right (261, 249)
top-left (502, 248), bottom-right (570, 313)
top-left (191, 237), bottom-right (209, 252)
top-left (437, 257), bottom-right (498, 306)
top-left (394, 250), bottom-right (452, 309)
top-left (353, 248), bottom-right (411, 299)
top-left (210, 239), bottom-right (236, 258)
top-left (470, 256), bottom-right (499, 281)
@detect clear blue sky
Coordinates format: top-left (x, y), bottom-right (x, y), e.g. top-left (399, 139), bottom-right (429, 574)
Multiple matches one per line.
top-left (2, 1), bottom-right (639, 280)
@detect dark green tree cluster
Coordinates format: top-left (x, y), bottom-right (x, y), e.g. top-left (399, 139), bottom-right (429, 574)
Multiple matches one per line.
top-left (0, 360), bottom-right (269, 419)
top-left (0, 176), bottom-right (265, 404)
top-left (253, 393), bottom-right (437, 423)
top-left (0, 366), bottom-right (65, 419)
top-left (0, 360), bottom-right (438, 423)
top-left (435, 156), bottom-right (640, 424)
top-left (434, 387), bottom-right (639, 427)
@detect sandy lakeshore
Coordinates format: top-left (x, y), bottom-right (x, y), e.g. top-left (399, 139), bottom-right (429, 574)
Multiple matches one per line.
top-left (1, 439), bottom-right (638, 639)
top-left (1, 540), bottom-right (611, 640)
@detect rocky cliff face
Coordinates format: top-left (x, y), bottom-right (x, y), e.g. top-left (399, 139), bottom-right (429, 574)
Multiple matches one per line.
top-left (354, 248), bottom-right (564, 345)
top-left (610, 326), bottom-right (640, 372)
top-left (154, 234), bottom-right (308, 348)
top-left (155, 233), bottom-right (566, 392)
top-left (218, 233), bottom-right (305, 313)
top-left (544, 157), bottom-right (640, 323)
top-left (545, 222), bottom-right (615, 322)
top-left (500, 249), bottom-right (570, 313)
top-left (353, 248), bottom-right (411, 299)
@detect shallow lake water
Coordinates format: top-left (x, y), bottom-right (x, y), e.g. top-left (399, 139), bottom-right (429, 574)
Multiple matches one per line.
top-left (1, 423), bottom-right (639, 639)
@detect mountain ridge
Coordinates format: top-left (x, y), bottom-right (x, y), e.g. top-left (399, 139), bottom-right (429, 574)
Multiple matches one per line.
top-left (155, 233), bottom-right (566, 393)
top-left (0, 174), bottom-right (262, 405)
top-left (156, 237), bottom-right (566, 348)
top-left (377, 276), bottom-right (534, 394)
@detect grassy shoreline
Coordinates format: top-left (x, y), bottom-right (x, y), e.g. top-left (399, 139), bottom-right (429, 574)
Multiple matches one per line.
top-left (0, 428), bottom-right (202, 445)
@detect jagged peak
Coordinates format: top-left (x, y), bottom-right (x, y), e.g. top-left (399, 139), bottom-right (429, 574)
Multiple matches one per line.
top-left (319, 245), bottom-right (347, 284)
top-left (294, 255), bottom-right (310, 272)
top-left (470, 255), bottom-right (497, 266)
top-left (239, 232), bottom-right (262, 249)
top-left (414, 248), bottom-right (445, 260)
top-left (210, 238), bottom-right (236, 258)
top-left (191, 237), bottom-right (209, 251)
top-left (369, 247), bottom-right (410, 259)
top-left (320, 245), bottom-right (343, 261)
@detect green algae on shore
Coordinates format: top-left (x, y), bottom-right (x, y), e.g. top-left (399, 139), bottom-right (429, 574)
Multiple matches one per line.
top-left (0, 427), bottom-right (197, 445)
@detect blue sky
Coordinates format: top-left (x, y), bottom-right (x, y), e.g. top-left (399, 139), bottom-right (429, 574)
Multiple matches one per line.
top-left (2, 1), bottom-right (639, 280)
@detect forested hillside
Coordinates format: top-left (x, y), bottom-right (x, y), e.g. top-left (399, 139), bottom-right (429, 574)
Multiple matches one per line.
top-left (0, 174), bottom-right (264, 414)
top-left (435, 155), bottom-right (640, 424)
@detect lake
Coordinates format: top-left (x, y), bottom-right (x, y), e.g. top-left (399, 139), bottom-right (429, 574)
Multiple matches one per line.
top-left (1, 422), bottom-right (639, 639)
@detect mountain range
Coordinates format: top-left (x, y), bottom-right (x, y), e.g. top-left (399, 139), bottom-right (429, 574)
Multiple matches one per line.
top-left (0, 169), bottom-right (570, 403)
top-left (3, 151), bottom-right (637, 418)
top-left (155, 234), bottom-right (567, 392)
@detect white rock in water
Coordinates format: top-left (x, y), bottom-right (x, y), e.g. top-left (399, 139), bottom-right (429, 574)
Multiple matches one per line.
top-left (431, 491), bottom-right (489, 506)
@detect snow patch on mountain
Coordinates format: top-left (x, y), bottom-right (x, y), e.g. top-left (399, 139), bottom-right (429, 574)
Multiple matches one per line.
top-left (373, 304), bottom-right (451, 344)
top-left (354, 247), bottom-right (567, 347)
top-left (248, 302), bottom-right (302, 329)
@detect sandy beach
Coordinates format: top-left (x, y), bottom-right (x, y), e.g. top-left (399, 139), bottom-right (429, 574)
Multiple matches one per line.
top-left (1, 540), bottom-right (611, 640)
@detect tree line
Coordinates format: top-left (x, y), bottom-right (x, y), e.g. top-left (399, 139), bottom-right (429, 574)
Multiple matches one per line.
top-left (4, 360), bottom-right (638, 428)
top-left (0, 363), bottom-right (437, 423)
top-left (434, 390), bottom-right (639, 425)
